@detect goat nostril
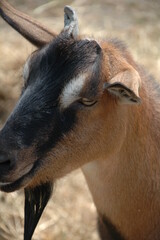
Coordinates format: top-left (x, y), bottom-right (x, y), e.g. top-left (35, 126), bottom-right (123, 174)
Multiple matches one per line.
top-left (0, 155), bottom-right (8, 163)
top-left (0, 154), bottom-right (14, 168)
top-left (0, 160), bottom-right (11, 167)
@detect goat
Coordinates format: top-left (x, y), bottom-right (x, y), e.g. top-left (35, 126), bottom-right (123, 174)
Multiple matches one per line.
top-left (0, 1), bottom-right (160, 240)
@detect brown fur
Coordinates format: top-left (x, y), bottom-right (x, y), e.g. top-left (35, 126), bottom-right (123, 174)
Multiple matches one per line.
top-left (1, 2), bottom-right (160, 240)
top-left (27, 42), bottom-right (160, 239)
top-left (98, 215), bottom-right (125, 240)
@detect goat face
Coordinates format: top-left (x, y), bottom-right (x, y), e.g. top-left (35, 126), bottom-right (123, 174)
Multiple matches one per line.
top-left (0, 4), bottom-right (142, 193)
top-left (0, 4), bottom-right (143, 239)
top-left (0, 32), bottom-right (105, 192)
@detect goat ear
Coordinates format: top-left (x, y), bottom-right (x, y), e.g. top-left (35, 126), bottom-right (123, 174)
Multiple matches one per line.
top-left (63, 6), bottom-right (79, 38)
top-left (104, 69), bottom-right (141, 104)
top-left (0, 0), bottom-right (56, 47)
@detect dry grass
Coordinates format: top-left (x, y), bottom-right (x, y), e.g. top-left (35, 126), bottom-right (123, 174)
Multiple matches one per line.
top-left (0, 0), bottom-right (160, 239)
top-left (0, 171), bottom-right (98, 240)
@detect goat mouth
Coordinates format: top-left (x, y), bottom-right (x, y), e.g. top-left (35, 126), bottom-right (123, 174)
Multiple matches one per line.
top-left (0, 161), bottom-right (53, 240)
top-left (0, 161), bottom-right (39, 192)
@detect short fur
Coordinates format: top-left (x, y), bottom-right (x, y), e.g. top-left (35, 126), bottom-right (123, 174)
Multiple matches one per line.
top-left (98, 215), bottom-right (125, 240)
top-left (0, 2), bottom-right (160, 240)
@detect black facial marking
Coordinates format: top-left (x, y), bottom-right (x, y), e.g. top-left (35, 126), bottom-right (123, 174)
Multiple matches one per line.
top-left (2, 35), bottom-right (101, 151)
top-left (37, 107), bottom-right (77, 158)
top-left (84, 56), bottom-right (102, 99)
top-left (0, 33), bottom-right (102, 190)
top-left (98, 215), bottom-right (125, 240)
top-left (24, 182), bottom-right (53, 240)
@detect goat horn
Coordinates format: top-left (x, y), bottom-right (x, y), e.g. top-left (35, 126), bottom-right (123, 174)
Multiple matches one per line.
top-left (0, 0), bottom-right (56, 47)
top-left (64, 6), bottom-right (79, 38)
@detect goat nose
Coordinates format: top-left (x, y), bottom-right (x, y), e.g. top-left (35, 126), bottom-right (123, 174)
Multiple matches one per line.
top-left (0, 152), bottom-right (15, 169)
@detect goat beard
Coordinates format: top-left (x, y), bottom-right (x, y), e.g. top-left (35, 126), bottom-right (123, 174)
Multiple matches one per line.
top-left (24, 182), bottom-right (53, 240)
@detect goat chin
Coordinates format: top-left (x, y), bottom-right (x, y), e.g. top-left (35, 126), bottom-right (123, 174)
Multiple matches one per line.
top-left (24, 181), bottom-right (54, 240)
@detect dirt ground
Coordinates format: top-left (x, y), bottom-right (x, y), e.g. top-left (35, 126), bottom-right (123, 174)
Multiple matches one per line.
top-left (0, 0), bottom-right (160, 239)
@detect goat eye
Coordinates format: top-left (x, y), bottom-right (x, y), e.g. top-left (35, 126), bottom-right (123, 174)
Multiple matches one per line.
top-left (78, 98), bottom-right (97, 106)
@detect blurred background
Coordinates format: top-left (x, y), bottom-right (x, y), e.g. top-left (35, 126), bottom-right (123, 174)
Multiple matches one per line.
top-left (0, 0), bottom-right (160, 239)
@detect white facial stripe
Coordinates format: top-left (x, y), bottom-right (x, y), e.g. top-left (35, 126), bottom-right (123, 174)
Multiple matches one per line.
top-left (60, 74), bottom-right (86, 109)
top-left (23, 56), bottom-right (31, 81)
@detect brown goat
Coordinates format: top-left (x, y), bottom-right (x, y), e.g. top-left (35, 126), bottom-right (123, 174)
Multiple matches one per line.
top-left (0, 1), bottom-right (160, 240)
